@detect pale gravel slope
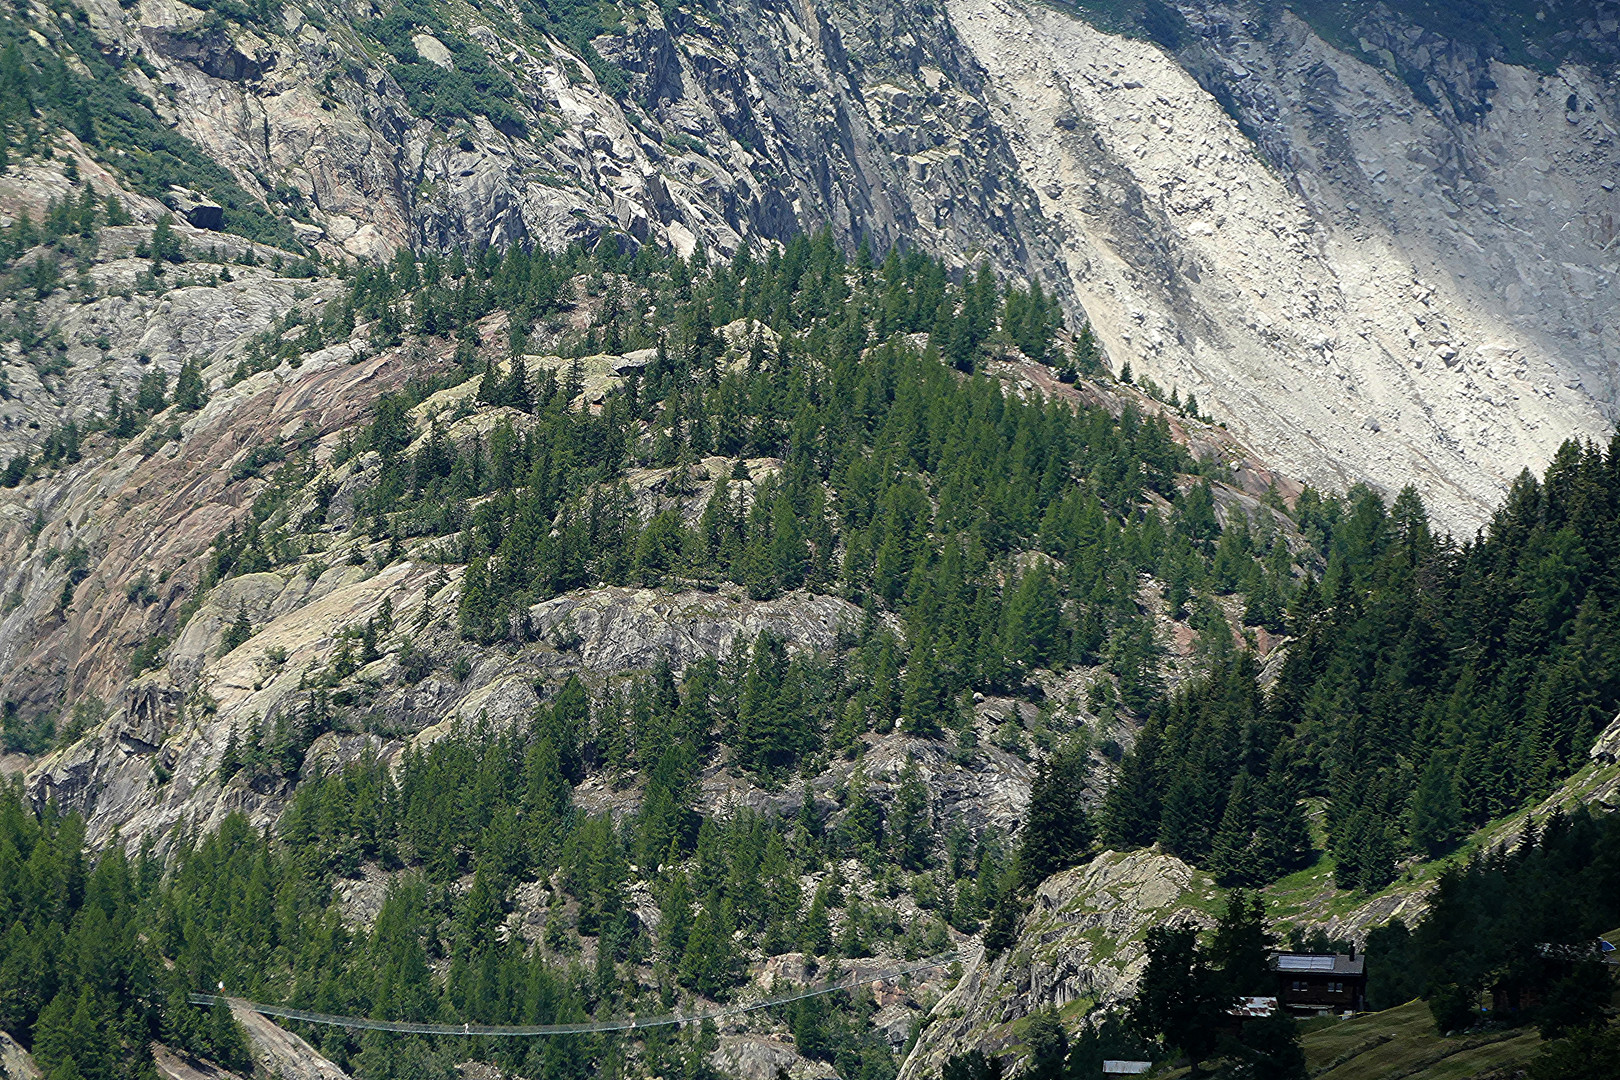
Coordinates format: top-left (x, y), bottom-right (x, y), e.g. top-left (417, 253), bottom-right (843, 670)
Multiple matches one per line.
top-left (948, 0), bottom-right (1611, 531)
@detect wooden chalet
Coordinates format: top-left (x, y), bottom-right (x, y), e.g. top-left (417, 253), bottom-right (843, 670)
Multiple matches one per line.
top-left (1270, 951), bottom-right (1367, 1015)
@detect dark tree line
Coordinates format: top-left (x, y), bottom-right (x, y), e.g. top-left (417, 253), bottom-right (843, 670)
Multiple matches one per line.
top-left (1103, 441), bottom-right (1620, 893)
top-left (1365, 805), bottom-right (1619, 1039)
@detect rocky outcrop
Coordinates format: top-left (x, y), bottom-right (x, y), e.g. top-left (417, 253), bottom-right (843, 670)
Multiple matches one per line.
top-left (0, 305), bottom-right (430, 735)
top-left (150, 1043), bottom-right (244, 1080)
top-left (0, 1033), bottom-right (41, 1080)
top-left (1590, 711), bottom-right (1620, 764)
top-left (709, 1035), bottom-right (837, 1080)
top-left (526, 586), bottom-right (861, 674)
top-left (231, 1006), bottom-right (351, 1080)
top-left (900, 849), bottom-right (1217, 1080)
top-left (0, 203), bottom-right (343, 465)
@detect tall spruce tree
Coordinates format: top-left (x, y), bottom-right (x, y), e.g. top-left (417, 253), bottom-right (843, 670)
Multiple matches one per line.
top-left (1017, 742), bottom-right (1094, 891)
top-left (1409, 755), bottom-right (1463, 859)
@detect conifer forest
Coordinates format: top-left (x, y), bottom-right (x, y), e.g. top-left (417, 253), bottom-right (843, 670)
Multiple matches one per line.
top-left (0, 0), bottom-right (1619, 1076)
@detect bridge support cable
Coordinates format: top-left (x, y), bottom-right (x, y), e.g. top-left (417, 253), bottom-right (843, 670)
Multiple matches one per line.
top-left (188, 948), bottom-right (976, 1037)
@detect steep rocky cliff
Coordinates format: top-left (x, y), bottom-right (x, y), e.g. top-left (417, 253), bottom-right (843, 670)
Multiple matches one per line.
top-left (1, 0), bottom-right (1619, 1077)
top-left (952, 0), bottom-right (1616, 529)
top-left (7, 0), bottom-right (1611, 526)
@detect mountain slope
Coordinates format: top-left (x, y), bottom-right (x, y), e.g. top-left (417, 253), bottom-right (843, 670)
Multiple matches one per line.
top-left (902, 742), bottom-right (1620, 1079)
top-left (4, 0), bottom-right (1612, 527)
top-left (949, 0), bottom-right (1615, 530)
top-left (0, 2), bottom-right (1619, 1078)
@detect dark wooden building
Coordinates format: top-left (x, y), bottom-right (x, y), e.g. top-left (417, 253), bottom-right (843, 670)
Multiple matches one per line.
top-left (1271, 952), bottom-right (1367, 1015)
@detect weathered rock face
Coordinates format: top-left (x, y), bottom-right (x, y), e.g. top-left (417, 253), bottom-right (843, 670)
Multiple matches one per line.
top-left (1590, 711), bottom-right (1620, 763)
top-left (150, 1043), bottom-right (244, 1080)
top-left (0, 165), bottom-right (346, 467)
top-left (231, 1005), bottom-right (351, 1080)
top-left (0, 1032), bottom-right (41, 1080)
top-left (37, 0), bottom-right (1612, 528)
top-left (709, 1034), bottom-right (837, 1080)
top-left (900, 849), bottom-right (1219, 1080)
top-left (0, 316), bottom-right (420, 741)
top-left (948, 0), bottom-right (1615, 530)
top-left (68, 0), bottom-right (1059, 277)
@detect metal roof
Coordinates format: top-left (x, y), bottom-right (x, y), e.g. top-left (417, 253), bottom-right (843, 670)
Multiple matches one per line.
top-left (1102, 1063), bottom-right (1152, 1076)
top-left (1276, 955), bottom-right (1335, 972)
top-left (1272, 953), bottom-right (1366, 976)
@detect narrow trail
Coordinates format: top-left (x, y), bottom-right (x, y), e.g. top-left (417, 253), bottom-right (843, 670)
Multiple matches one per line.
top-left (189, 947), bottom-right (976, 1037)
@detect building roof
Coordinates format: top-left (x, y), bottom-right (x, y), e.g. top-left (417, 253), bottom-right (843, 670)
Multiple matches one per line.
top-left (1102, 1063), bottom-right (1153, 1076)
top-left (1535, 940), bottom-right (1620, 963)
top-left (1272, 952), bottom-right (1366, 976)
top-left (1229, 996), bottom-right (1278, 1017)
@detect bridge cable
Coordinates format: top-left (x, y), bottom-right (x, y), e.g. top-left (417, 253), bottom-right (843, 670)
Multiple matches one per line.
top-left (188, 948), bottom-right (977, 1037)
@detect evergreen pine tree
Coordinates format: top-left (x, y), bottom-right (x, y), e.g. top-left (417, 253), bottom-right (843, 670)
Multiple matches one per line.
top-left (1409, 755), bottom-right (1463, 859)
top-left (1003, 560), bottom-right (1063, 672)
top-left (1127, 925), bottom-right (1224, 1074)
top-left (458, 557), bottom-right (504, 643)
top-left (219, 602), bottom-right (253, 656)
top-left (1017, 743), bottom-right (1093, 891)
top-left (890, 758), bottom-right (932, 870)
top-left (1251, 758), bottom-right (1312, 881)
top-left (173, 359), bottom-right (207, 412)
top-left (499, 353), bottom-right (532, 411)
top-left (31, 989), bottom-right (81, 1079)
top-left (679, 893), bottom-right (740, 997)
top-left (545, 675), bottom-right (590, 783)
top-left (1208, 890), bottom-right (1274, 999)
top-left (768, 490), bottom-right (808, 590)
top-left (1158, 773), bottom-right (1214, 862)
top-left (982, 886), bottom-right (1023, 957)
top-left (1102, 725), bottom-right (1163, 848)
top-left (477, 357), bottom-right (499, 404)
top-left (740, 497), bottom-right (777, 600)
top-left (521, 735), bottom-right (571, 865)
top-left (1209, 770), bottom-right (1257, 886)
top-left (801, 881), bottom-right (833, 955)
top-left (900, 640), bottom-right (949, 738)
top-left (1074, 323), bottom-right (1101, 374)
top-left (659, 870), bottom-right (694, 963)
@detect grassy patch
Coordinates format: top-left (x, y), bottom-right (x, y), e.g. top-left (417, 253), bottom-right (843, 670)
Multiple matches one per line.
top-left (1300, 1000), bottom-right (1544, 1080)
top-left (1262, 762), bottom-right (1620, 931)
